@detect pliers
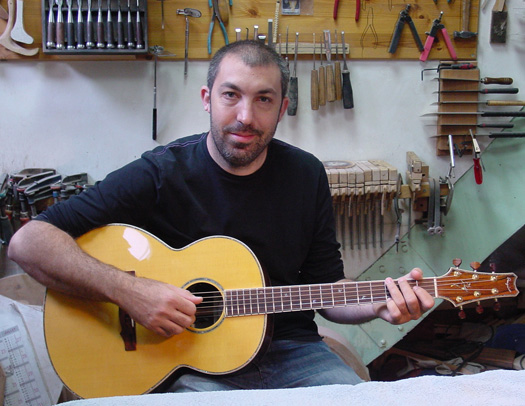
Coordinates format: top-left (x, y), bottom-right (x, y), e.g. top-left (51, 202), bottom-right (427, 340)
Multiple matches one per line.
top-left (419, 11), bottom-right (457, 62)
top-left (388, 4), bottom-right (424, 54)
top-left (207, 0), bottom-right (229, 54)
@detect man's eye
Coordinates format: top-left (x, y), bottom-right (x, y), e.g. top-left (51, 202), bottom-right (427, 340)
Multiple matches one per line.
top-left (259, 96), bottom-right (271, 103)
top-left (223, 92), bottom-right (237, 98)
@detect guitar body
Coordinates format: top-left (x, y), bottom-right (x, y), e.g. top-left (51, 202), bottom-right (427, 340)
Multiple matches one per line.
top-left (44, 224), bottom-right (268, 398)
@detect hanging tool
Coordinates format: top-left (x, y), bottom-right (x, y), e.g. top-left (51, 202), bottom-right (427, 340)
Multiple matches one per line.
top-left (311, 33), bottom-right (319, 111)
top-left (253, 25), bottom-right (259, 41)
top-left (267, 19), bottom-right (273, 48)
top-left (333, 30), bottom-right (342, 101)
top-left (76, 0), bottom-right (85, 49)
top-left (333, 0), bottom-right (340, 19)
top-left (355, 0), bottom-right (360, 21)
top-left (136, 0), bottom-right (144, 49)
top-left (435, 77), bottom-right (513, 85)
top-left (423, 110), bottom-right (525, 117)
top-left (434, 87), bottom-right (519, 94)
top-left (287, 32), bottom-right (299, 116)
top-left (454, 0), bottom-right (477, 39)
top-left (127, 0), bottom-right (134, 48)
top-left (117, 0), bottom-right (125, 48)
top-left (388, 4), bottom-right (424, 54)
top-left (340, 31), bottom-right (354, 109)
top-left (149, 45), bottom-right (174, 141)
top-left (55, 0), bottom-right (65, 50)
top-left (318, 36), bottom-right (326, 106)
top-left (160, 0), bottom-right (165, 29)
top-left (420, 62), bottom-right (475, 80)
top-left (46, 0), bottom-right (56, 48)
top-left (324, 30), bottom-right (336, 103)
top-left (11, 0), bottom-right (34, 44)
top-left (420, 12), bottom-right (457, 62)
top-left (0, 0), bottom-right (39, 55)
top-left (433, 100), bottom-right (525, 106)
top-left (284, 26), bottom-right (289, 70)
top-left (469, 130), bottom-right (483, 184)
top-left (97, 0), bottom-right (105, 48)
top-left (106, 0), bottom-right (115, 48)
top-left (273, 1), bottom-right (280, 41)
top-left (86, 0), bottom-right (94, 48)
top-left (177, 8), bottom-right (202, 76)
top-left (429, 122), bottom-right (514, 129)
top-left (490, 0), bottom-right (507, 43)
top-left (207, 0), bottom-right (229, 54)
top-left (66, 0), bottom-right (75, 49)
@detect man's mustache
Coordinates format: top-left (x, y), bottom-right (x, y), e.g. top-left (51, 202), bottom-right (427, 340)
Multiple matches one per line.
top-left (223, 123), bottom-right (263, 137)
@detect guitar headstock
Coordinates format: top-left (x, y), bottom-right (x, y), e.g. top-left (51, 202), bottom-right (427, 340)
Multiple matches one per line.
top-left (436, 266), bottom-right (519, 307)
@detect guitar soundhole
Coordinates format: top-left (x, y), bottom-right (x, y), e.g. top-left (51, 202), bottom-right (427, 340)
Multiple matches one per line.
top-left (187, 281), bottom-right (224, 331)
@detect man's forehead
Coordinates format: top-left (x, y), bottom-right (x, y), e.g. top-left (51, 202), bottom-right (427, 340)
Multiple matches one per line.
top-left (215, 55), bottom-right (281, 93)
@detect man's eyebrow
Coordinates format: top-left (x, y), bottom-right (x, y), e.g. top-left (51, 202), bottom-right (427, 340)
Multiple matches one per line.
top-left (219, 82), bottom-right (278, 95)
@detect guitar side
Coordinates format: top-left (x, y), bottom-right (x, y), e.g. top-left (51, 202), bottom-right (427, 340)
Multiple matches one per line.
top-left (44, 224), bottom-right (268, 399)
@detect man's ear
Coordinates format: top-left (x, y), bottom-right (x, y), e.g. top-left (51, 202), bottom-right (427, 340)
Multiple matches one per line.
top-left (201, 86), bottom-right (211, 113)
top-left (278, 97), bottom-right (290, 122)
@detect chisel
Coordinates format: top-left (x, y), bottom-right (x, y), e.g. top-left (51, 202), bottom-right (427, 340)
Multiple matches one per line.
top-left (334, 30), bottom-right (342, 101)
top-left (340, 31), bottom-right (354, 109)
top-left (324, 30), bottom-right (336, 102)
top-left (66, 0), bottom-right (75, 49)
top-left (56, 0), bottom-right (65, 49)
top-left (136, 0), bottom-right (144, 49)
top-left (86, 0), bottom-right (95, 48)
top-left (430, 122), bottom-right (514, 128)
top-left (318, 38), bottom-right (326, 106)
top-left (97, 0), bottom-right (105, 48)
top-left (435, 77), bottom-right (513, 85)
top-left (432, 100), bottom-right (525, 106)
top-left (127, 0), bottom-right (134, 48)
top-left (434, 88), bottom-right (519, 94)
top-left (311, 33), bottom-right (319, 111)
top-left (423, 111), bottom-right (525, 117)
top-left (76, 0), bottom-right (85, 49)
top-left (106, 0), bottom-right (115, 49)
top-left (117, 0), bottom-right (125, 48)
top-left (431, 132), bottom-right (525, 138)
top-left (287, 32), bottom-right (299, 116)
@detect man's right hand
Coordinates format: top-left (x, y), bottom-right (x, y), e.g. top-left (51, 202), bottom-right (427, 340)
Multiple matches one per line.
top-left (116, 276), bottom-right (203, 337)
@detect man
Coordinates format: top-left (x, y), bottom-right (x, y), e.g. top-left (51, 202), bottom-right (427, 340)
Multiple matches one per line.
top-left (8, 40), bottom-right (434, 391)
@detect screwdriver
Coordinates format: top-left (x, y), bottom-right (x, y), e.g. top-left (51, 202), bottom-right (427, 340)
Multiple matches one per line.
top-left (311, 33), bottom-right (319, 111)
top-left (76, 0), bottom-right (85, 49)
top-left (318, 38), bottom-right (326, 106)
top-left (287, 32), bottom-right (299, 116)
top-left (334, 30), bottom-right (342, 101)
top-left (136, 0), bottom-right (144, 49)
top-left (97, 0), bottom-right (105, 48)
top-left (127, 0), bottom-right (134, 48)
top-left (106, 0), bottom-right (115, 49)
top-left (324, 30), bottom-right (336, 102)
top-left (86, 0), bottom-right (95, 48)
top-left (340, 31), bottom-right (354, 109)
top-left (117, 0), bottom-right (125, 49)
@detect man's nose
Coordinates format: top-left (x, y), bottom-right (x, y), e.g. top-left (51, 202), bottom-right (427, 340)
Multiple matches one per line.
top-left (237, 100), bottom-right (254, 125)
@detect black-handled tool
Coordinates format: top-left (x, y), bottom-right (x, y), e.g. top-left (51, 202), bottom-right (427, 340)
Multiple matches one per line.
top-left (66, 0), bottom-right (75, 49)
top-left (76, 0), bottom-right (85, 49)
top-left (436, 77), bottom-right (513, 85)
top-left (106, 0), bottom-right (115, 48)
top-left (86, 0), bottom-right (95, 48)
top-left (136, 0), bottom-right (144, 49)
top-left (287, 32), bottom-right (299, 116)
top-left (56, 0), bottom-right (65, 49)
top-left (388, 4), bottom-right (424, 54)
top-left (97, 0), bottom-right (105, 48)
top-left (340, 31), bottom-right (354, 109)
top-left (117, 0), bottom-right (125, 48)
top-left (435, 88), bottom-right (519, 94)
top-left (127, 0), bottom-right (135, 48)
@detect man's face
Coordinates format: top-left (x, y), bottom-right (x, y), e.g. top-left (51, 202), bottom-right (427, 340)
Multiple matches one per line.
top-left (201, 54), bottom-right (289, 175)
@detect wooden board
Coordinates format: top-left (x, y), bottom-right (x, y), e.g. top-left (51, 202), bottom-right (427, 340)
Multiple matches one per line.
top-left (0, 0), bottom-right (479, 61)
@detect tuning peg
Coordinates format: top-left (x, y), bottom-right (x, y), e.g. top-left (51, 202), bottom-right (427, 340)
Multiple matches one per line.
top-left (458, 306), bottom-right (466, 319)
top-left (493, 299), bottom-right (501, 312)
top-left (452, 258), bottom-right (462, 267)
top-left (470, 261), bottom-right (481, 271)
top-left (476, 303), bottom-right (484, 314)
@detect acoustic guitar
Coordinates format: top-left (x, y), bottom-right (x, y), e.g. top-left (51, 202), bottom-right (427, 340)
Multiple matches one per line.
top-left (44, 224), bottom-right (519, 398)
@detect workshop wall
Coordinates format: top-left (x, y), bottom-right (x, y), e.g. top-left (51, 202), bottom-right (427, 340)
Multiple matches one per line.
top-left (1, 2), bottom-right (525, 279)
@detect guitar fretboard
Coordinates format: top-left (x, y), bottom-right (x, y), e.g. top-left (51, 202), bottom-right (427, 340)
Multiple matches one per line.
top-left (224, 280), bottom-right (426, 317)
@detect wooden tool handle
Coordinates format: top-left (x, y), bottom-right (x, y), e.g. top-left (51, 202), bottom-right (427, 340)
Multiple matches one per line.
top-left (486, 100), bottom-right (525, 106)
top-left (482, 77), bottom-right (513, 85)
top-left (287, 77), bottom-right (298, 116)
top-left (319, 66), bottom-right (326, 106)
top-left (334, 61), bottom-right (342, 101)
top-left (311, 70), bottom-right (319, 110)
top-left (326, 65), bottom-right (336, 102)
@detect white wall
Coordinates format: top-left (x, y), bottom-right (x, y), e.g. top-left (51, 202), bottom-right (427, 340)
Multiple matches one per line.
top-left (1, 3), bottom-right (524, 276)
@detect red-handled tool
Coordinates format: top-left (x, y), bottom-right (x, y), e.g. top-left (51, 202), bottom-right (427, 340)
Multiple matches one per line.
top-left (333, 0), bottom-right (340, 19)
top-left (469, 130), bottom-right (483, 185)
top-left (420, 12), bottom-right (457, 62)
top-left (355, 0), bottom-right (360, 21)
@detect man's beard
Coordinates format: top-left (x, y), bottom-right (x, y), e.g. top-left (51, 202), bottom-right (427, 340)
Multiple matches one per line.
top-left (209, 119), bottom-right (278, 169)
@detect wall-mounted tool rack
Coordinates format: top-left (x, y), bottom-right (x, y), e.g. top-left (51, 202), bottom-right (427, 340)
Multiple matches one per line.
top-left (3, 0), bottom-right (479, 61)
top-left (41, 0), bottom-right (148, 55)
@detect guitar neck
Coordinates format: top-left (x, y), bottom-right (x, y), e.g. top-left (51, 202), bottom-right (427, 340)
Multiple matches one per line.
top-left (225, 279), bottom-right (427, 317)
top-left (224, 268), bottom-right (519, 317)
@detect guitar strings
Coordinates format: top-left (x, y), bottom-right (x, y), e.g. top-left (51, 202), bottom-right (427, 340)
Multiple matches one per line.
top-left (191, 277), bottom-right (513, 317)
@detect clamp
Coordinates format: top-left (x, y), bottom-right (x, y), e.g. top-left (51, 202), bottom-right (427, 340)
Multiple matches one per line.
top-left (388, 4), bottom-right (424, 54)
top-left (419, 11), bottom-right (457, 62)
top-left (207, 0), bottom-right (229, 54)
